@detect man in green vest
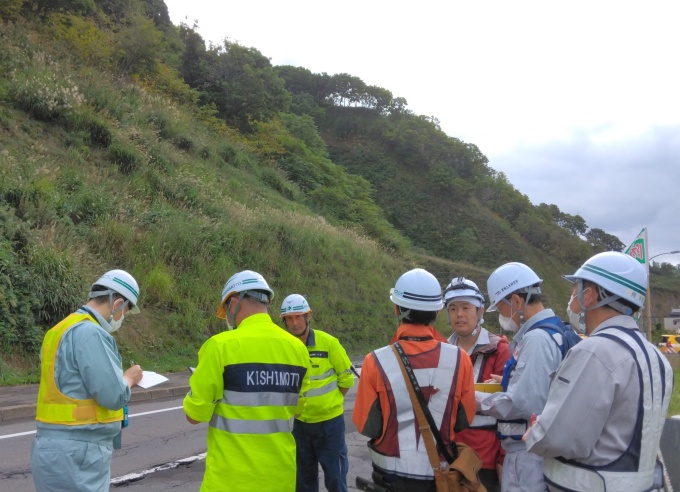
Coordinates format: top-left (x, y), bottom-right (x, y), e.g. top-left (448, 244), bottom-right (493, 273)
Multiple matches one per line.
top-left (31, 269), bottom-right (143, 492)
top-left (280, 294), bottom-right (355, 492)
top-left (184, 271), bottom-right (311, 492)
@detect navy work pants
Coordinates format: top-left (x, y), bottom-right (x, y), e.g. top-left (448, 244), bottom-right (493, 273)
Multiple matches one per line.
top-left (293, 414), bottom-right (349, 492)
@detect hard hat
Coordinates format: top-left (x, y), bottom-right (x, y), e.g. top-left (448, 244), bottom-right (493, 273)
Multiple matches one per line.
top-left (216, 270), bottom-right (274, 319)
top-left (487, 262), bottom-right (542, 312)
top-left (90, 269), bottom-right (140, 314)
top-left (390, 268), bottom-right (444, 312)
top-left (443, 277), bottom-right (485, 307)
top-left (564, 251), bottom-right (647, 308)
top-left (280, 294), bottom-right (311, 317)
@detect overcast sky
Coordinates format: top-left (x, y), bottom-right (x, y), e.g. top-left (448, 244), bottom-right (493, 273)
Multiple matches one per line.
top-left (164, 1), bottom-right (680, 265)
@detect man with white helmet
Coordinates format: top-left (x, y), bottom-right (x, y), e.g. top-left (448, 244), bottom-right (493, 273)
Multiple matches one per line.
top-left (444, 277), bottom-right (510, 492)
top-left (475, 262), bottom-right (564, 492)
top-left (352, 268), bottom-right (476, 492)
top-left (280, 294), bottom-right (354, 492)
top-left (31, 269), bottom-right (144, 492)
top-left (525, 252), bottom-right (673, 491)
top-left (183, 270), bottom-right (311, 492)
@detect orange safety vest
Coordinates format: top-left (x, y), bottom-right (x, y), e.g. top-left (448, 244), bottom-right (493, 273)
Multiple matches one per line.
top-left (36, 312), bottom-right (124, 425)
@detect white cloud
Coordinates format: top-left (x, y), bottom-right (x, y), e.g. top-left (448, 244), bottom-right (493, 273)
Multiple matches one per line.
top-left (163, 0), bottom-right (680, 263)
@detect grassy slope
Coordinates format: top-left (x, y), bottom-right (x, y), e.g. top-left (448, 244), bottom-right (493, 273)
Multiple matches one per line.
top-left (0, 20), bottom-right (480, 384)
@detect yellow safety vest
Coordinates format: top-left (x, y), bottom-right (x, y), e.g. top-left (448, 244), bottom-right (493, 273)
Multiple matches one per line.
top-left (183, 313), bottom-right (311, 492)
top-left (36, 312), bottom-right (124, 425)
top-left (298, 329), bottom-right (354, 423)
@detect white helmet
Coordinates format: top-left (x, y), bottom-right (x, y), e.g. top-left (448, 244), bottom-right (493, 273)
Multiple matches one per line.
top-left (443, 277), bottom-right (485, 308)
top-left (564, 251), bottom-right (647, 309)
top-left (390, 268), bottom-right (444, 311)
top-left (216, 270), bottom-right (274, 319)
top-left (280, 294), bottom-right (311, 317)
top-left (487, 262), bottom-right (542, 312)
top-left (89, 269), bottom-right (140, 314)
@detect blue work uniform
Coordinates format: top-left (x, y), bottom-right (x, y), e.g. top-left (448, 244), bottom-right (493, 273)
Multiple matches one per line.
top-left (31, 306), bottom-right (131, 492)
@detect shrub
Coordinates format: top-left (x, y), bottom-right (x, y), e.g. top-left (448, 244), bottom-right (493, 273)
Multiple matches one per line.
top-left (9, 60), bottom-right (86, 122)
top-left (0, 209), bottom-right (40, 352)
top-left (65, 107), bottom-right (113, 148)
top-left (26, 243), bottom-right (85, 326)
top-left (62, 188), bottom-right (111, 225)
top-left (258, 166), bottom-right (298, 201)
top-left (46, 13), bottom-right (113, 67)
top-left (145, 264), bottom-right (174, 305)
top-left (218, 143), bottom-right (237, 165)
top-left (108, 141), bottom-right (142, 174)
top-left (0, 0), bottom-right (22, 21)
top-left (149, 147), bottom-right (171, 172)
top-left (172, 135), bottom-right (193, 152)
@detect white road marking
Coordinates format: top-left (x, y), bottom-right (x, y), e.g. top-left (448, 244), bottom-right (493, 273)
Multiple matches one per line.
top-left (0, 430), bottom-right (36, 440)
top-left (128, 405), bottom-right (184, 418)
top-left (0, 405), bottom-right (185, 440)
top-left (110, 453), bottom-right (206, 485)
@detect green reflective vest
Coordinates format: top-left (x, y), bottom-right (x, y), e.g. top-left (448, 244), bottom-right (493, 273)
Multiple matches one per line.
top-left (298, 329), bottom-right (354, 423)
top-left (183, 313), bottom-right (311, 492)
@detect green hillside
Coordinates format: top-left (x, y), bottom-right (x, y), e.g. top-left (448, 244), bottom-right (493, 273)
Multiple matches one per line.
top-left (1, 2), bottom-right (678, 386)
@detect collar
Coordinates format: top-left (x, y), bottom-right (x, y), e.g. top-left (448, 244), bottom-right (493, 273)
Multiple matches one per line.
top-left (590, 314), bottom-right (640, 335)
top-left (448, 327), bottom-right (491, 354)
top-left (305, 328), bottom-right (316, 347)
top-left (78, 306), bottom-right (105, 328)
top-left (390, 323), bottom-right (448, 344)
top-left (235, 312), bottom-right (272, 330)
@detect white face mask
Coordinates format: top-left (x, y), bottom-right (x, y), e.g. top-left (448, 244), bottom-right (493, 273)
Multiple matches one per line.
top-left (567, 289), bottom-right (590, 334)
top-left (567, 303), bottom-right (585, 334)
top-left (499, 313), bottom-right (519, 332)
top-left (107, 314), bottom-right (124, 333)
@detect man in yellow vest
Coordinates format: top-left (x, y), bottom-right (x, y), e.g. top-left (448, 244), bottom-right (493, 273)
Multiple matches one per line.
top-left (280, 294), bottom-right (355, 492)
top-left (184, 271), bottom-right (312, 492)
top-left (31, 269), bottom-right (144, 492)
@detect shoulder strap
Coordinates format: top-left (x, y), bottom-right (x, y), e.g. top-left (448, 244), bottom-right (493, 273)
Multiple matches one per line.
top-left (526, 316), bottom-right (573, 357)
top-left (391, 342), bottom-right (456, 465)
top-left (525, 316), bottom-right (565, 335)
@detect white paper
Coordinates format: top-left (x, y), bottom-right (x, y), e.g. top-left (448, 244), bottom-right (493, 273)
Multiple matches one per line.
top-left (137, 371), bottom-right (169, 389)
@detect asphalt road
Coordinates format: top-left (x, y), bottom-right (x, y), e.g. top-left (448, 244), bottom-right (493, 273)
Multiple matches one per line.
top-left (0, 386), bottom-right (371, 492)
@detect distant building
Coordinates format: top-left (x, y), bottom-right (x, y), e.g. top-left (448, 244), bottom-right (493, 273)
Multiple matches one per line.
top-left (663, 307), bottom-right (680, 332)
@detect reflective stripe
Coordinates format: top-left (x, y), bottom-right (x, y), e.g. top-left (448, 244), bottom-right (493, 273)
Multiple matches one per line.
top-left (472, 355), bottom-right (484, 382)
top-left (305, 380), bottom-right (338, 397)
top-left (370, 344), bottom-right (458, 479)
top-left (497, 420), bottom-right (527, 439)
top-left (469, 413), bottom-right (497, 428)
top-left (210, 413), bottom-right (293, 434)
top-left (544, 327), bottom-right (671, 492)
top-left (36, 313), bottom-right (124, 425)
top-left (310, 368), bottom-right (335, 380)
top-left (220, 390), bottom-right (299, 407)
top-left (297, 329), bottom-right (353, 423)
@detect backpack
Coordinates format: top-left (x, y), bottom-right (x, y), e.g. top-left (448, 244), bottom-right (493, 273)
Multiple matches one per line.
top-left (526, 315), bottom-right (582, 358)
top-left (500, 316), bottom-right (582, 392)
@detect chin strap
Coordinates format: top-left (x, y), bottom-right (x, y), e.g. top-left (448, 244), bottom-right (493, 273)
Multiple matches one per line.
top-left (458, 326), bottom-right (480, 338)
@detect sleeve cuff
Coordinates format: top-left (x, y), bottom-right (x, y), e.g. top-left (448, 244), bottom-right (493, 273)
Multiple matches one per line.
top-left (182, 392), bottom-right (216, 422)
